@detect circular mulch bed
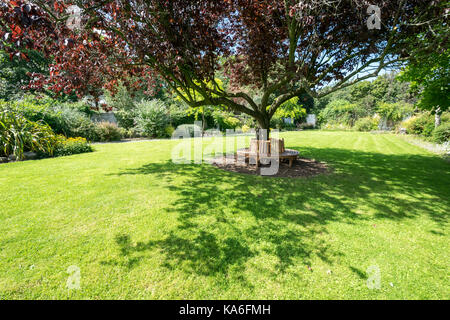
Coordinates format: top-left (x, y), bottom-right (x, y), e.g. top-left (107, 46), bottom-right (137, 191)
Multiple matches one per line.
top-left (209, 156), bottom-right (330, 178)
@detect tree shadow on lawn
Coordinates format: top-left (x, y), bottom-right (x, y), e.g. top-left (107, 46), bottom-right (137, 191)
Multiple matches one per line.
top-left (106, 146), bottom-right (449, 280)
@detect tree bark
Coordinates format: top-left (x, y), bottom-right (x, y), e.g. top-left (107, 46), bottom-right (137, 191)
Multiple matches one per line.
top-left (435, 107), bottom-right (441, 128)
top-left (256, 114), bottom-right (271, 140)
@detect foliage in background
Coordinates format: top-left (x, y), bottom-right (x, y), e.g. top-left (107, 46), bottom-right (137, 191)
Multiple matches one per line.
top-left (398, 21), bottom-right (449, 115)
top-left (401, 113), bottom-right (436, 137)
top-left (0, 50), bottom-right (49, 100)
top-left (318, 100), bottom-right (369, 127)
top-left (0, 108), bottom-right (56, 160)
top-left (134, 100), bottom-right (171, 138)
top-left (0, 96), bottom-right (98, 141)
top-left (274, 97), bottom-right (307, 121)
top-left (400, 112), bottom-right (450, 139)
top-left (212, 110), bottom-right (241, 131)
top-left (94, 122), bottom-right (123, 142)
top-left (316, 73), bottom-right (417, 115)
top-left (105, 83), bottom-right (140, 130)
top-left (354, 116), bottom-right (380, 132)
top-left (53, 136), bottom-right (93, 157)
top-left (432, 123), bottom-right (450, 144)
top-left (377, 102), bottom-right (414, 123)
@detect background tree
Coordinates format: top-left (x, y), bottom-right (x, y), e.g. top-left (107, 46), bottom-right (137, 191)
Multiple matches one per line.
top-left (399, 21), bottom-right (449, 127)
top-left (0, 0), bottom-right (446, 136)
top-left (0, 49), bottom-right (49, 100)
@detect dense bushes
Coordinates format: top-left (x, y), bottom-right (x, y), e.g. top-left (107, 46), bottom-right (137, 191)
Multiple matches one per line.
top-left (212, 111), bottom-right (241, 130)
top-left (134, 100), bottom-right (171, 138)
top-left (319, 100), bottom-right (368, 127)
top-left (432, 123), bottom-right (450, 144)
top-left (105, 85), bottom-right (138, 129)
top-left (94, 122), bottom-right (123, 142)
top-left (399, 112), bottom-right (450, 143)
top-left (319, 100), bottom-right (416, 132)
top-left (1, 98), bottom-right (99, 141)
top-left (354, 116), bottom-right (380, 132)
top-left (401, 113), bottom-right (435, 137)
top-left (0, 108), bottom-right (56, 160)
top-left (0, 107), bottom-right (94, 162)
top-left (270, 114), bottom-right (296, 130)
top-left (53, 136), bottom-right (93, 157)
top-left (377, 102), bottom-right (414, 123)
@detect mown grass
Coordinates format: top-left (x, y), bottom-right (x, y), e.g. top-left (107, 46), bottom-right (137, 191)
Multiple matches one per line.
top-left (0, 131), bottom-right (448, 299)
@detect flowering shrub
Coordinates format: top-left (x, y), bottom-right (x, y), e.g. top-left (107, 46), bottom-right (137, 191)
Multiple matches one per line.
top-left (53, 136), bottom-right (93, 157)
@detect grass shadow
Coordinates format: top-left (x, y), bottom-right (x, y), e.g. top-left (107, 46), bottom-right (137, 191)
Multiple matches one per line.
top-left (106, 145), bottom-right (449, 279)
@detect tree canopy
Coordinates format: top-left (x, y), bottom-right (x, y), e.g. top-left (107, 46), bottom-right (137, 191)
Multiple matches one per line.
top-left (399, 22), bottom-right (449, 114)
top-left (0, 0), bottom-right (446, 131)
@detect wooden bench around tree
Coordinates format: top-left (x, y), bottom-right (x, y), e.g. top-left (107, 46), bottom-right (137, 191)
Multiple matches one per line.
top-left (236, 138), bottom-right (299, 168)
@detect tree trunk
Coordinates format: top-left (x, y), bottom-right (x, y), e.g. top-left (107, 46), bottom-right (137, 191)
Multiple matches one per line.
top-left (202, 111), bottom-right (206, 137)
top-left (435, 107), bottom-right (442, 128)
top-left (256, 115), bottom-right (271, 140)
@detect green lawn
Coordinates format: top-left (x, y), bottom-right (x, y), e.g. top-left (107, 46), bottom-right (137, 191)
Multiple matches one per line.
top-left (0, 131), bottom-right (448, 299)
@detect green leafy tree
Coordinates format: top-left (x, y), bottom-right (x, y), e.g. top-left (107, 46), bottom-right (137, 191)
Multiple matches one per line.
top-left (399, 16), bottom-right (449, 127)
top-left (0, 50), bottom-right (49, 100)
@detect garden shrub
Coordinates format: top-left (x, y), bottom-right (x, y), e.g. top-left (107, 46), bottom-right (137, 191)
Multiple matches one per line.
top-left (94, 122), bottom-right (123, 142)
top-left (121, 127), bottom-right (142, 139)
top-left (212, 110), bottom-right (242, 131)
top-left (134, 100), bottom-right (170, 138)
top-left (402, 112), bottom-right (435, 136)
top-left (105, 84), bottom-right (139, 129)
top-left (53, 136), bottom-right (93, 157)
top-left (270, 115), bottom-right (297, 131)
top-left (174, 124), bottom-right (203, 137)
top-left (354, 116), bottom-right (380, 132)
top-left (223, 116), bottom-right (241, 130)
top-left (377, 102), bottom-right (414, 123)
top-left (432, 123), bottom-right (450, 144)
top-left (1, 98), bottom-right (98, 141)
top-left (318, 99), bottom-right (368, 127)
top-left (169, 103), bottom-right (196, 128)
top-left (0, 108), bottom-right (57, 160)
top-left (165, 125), bottom-right (175, 138)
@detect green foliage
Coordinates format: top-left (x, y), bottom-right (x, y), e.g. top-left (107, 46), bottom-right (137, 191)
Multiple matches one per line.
top-left (0, 108), bottom-right (56, 160)
top-left (401, 113), bottom-right (435, 137)
top-left (134, 100), bottom-right (171, 138)
top-left (274, 97), bottom-right (307, 120)
top-left (354, 116), bottom-right (380, 132)
top-left (175, 124), bottom-right (201, 137)
top-left (270, 114), bottom-right (296, 130)
top-left (53, 136), bottom-right (93, 157)
top-left (105, 84), bottom-right (140, 129)
top-left (0, 50), bottom-right (49, 100)
top-left (317, 73), bottom-right (416, 115)
top-left (212, 111), bottom-right (241, 131)
top-left (94, 122), bottom-right (123, 142)
top-left (168, 102), bottom-right (197, 128)
top-left (377, 102), bottom-right (414, 123)
top-left (242, 124), bottom-right (251, 133)
top-left (399, 23), bottom-right (449, 113)
top-left (0, 97), bottom-right (98, 141)
top-left (298, 123), bottom-right (315, 130)
top-left (432, 123), bottom-right (450, 144)
top-left (319, 100), bottom-right (368, 127)
top-left (165, 125), bottom-right (175, 138)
